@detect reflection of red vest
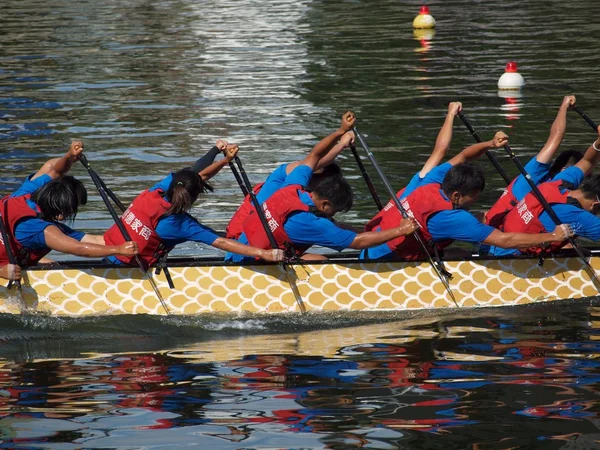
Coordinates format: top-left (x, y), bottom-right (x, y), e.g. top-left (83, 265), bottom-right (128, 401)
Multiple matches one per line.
top-left (243, 185), bottom-right (311, 256)
top-left (485, 178), bottom-right (518, 228)
top-left (373, 183), bottom-right (453, 260)
top-left (501, 180), bottom-right (569, 255)
top-left (0, 195), bottom-right (51, 265)
top-left (365, 188), bottom-right (406, 231)
top-left (103, 189), bottom-right (173, 269)
top-left (226, 182), bottom-right (264, 239)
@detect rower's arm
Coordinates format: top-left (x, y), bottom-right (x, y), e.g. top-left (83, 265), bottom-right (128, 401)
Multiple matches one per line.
top-left (348, 218), bottom-right (418, 249)
top-left (0, 264), bottom-right (20, 281)
top-left (314, 131), bottom-right (355, 171)
top-left (482, 226), bottom-right (572, 249)
top-left (420, 102), bottom-right (462, 177)
top-left (535, 96), bottom-right (574, 164)
top-left (44, 226), bottom-right (138, 258)
top-left (574, 126), bottom-right (600, 177)
top-left (32, 141), bottom-right (84, 181)
top-left (199, 145), bottom-right (239, 181)
top-left (211, 237), bottom-right (283, 262)
top-left (287, 111), bottom-right (356, 173)
top-left (81, 234), bottom-right (106, 245)
top-left (448, 132), bottom-right (508, 165)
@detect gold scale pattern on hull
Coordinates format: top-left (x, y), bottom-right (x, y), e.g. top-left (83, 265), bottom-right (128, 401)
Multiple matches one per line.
top-left (0, 256), bottom-right (597, 316)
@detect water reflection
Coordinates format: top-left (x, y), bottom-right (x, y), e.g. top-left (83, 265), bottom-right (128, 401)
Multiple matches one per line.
top-left (1, 304), bottom-right (599, 448)
top-left (413, 29), bottom-right (435, 54)
top-left (498, 89), bottom-right (524, 122)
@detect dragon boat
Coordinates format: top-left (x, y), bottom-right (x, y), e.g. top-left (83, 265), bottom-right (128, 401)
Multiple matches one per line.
top-left (0, 249), bottom-right (599, 316)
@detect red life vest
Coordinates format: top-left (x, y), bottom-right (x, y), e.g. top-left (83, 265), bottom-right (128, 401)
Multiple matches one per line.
top-left (243, 184), bottom-right (312, 257)
top-left (485, 178), bottom-right (518, 228)
top-left (365, 188), bottom-right (406, 232)
top-left (225, 182), bottom-right (264, 239)
top-left (0, 195), bottom-right (52, 265)
top-left (103, 189), bottom-right (174, 269)
top-left (501, 180), bottom-right (570, 255)
top-left (374, 183), bottom-right (453, 260)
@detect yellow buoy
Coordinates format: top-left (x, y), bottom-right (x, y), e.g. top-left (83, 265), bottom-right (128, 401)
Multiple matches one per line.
top-left (413, 6), bottom-right (436, 29)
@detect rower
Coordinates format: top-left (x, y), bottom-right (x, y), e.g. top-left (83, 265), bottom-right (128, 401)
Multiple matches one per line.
top-left (490, 127), bottom-right (600, 256)
top-left (0, 142), bottom-right (139, 268)
top-left (225, 112), bottom-right (356, 240)
top-left (486, 95), bottom-right (582, 228)
top-left (360, 132), bottom-right (574, 260)
top-left (103, 142), bottom-right (285, 269)
top-left (0, 264), bottom-right (20, 281)
top-left (366, 101), bottom-right (463, 232)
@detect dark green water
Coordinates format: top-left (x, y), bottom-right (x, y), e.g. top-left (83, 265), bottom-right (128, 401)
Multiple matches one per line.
top-left (2, 0), bottom-right (600, 448)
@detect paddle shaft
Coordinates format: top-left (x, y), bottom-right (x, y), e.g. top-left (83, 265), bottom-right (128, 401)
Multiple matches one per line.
top-left (352, 127), bottom-right (459, 307)
top-left (79, 155), bottom-right (171, 314)
top-left (0, 203), bottom-right (22, 294)
top-left (350, 145), bottom-right (383, 211)
top-left (458, 112), bottom-right (512, 185)
top-left (501, 144), bottom-right (600, 291)
top-left (229, 161), bottom-right (249, 196)
top-left (232, 156), bottom-right (307, 313)
top-left (574, 106), bottom-right (599, 131)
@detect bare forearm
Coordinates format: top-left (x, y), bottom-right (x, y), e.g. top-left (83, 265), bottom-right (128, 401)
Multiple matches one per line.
top-left (316, 140), bottom-right (346, 170)
top-left (212, 237), bottom-right (265, 259)
top-left (449, 140), bottom-right (493, 165)
top-left (537, 106), bottom-right (568, 164)
top-left (576, 138), bottom-right (600, 177)
top-left (484, 230), bottom-right (563, 249)
top-left (349, 228), bottom-right (408, 249)
top-left (199, 159), bottom-right (228, 181)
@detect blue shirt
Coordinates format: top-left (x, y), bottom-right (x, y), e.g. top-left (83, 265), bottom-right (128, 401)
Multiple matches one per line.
top-left (361, 162), bottom-right (495, 259)
top-left (11, 173), bottom-right (52, 198)
top-left (511, 157), bottom-right (552, 201)
top-left (490, 166), bottom-right (592, 256)
top-left (14, 199), bottom-right (85, 249)
top-left (226, 165), bottom-right (355, 262)
top-left (255, 164), bottom-right (290, 204)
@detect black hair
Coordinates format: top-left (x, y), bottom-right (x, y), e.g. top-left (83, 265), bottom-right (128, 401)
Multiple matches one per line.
top-left (307, 162), bottom-right (342, 191)
top-left (580, 174), bottom-right (600, 202)
top-left (442, 163), bottom-right (485, 196)
top-left (31, 176), bottom-right (86, 222)
top-left (164, 169), bottom-right (208, 215)
top-left (548, 150), bottom-right (583, 179)
top-left (312, 175), bottom-right (353, 214)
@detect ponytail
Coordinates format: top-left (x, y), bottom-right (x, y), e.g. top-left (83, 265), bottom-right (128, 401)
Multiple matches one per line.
top-left (164, 169), bottom-right (207, 215)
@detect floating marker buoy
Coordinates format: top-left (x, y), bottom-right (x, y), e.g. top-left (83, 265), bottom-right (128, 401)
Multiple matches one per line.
top-left (413, 6), bottom-right (436, 29)
top-left (498, 61), bottom-right (525, 90)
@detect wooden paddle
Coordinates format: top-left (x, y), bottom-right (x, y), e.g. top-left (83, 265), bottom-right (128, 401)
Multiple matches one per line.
top-left (353, 126), bottom-right (459, 307)
top-left (0, 202), bottom-right (22, 297)
top-left (79, 154), bottom-right (171, 314)
top-left (232, 155), bottom-right (307, 313)
top-left (350, 144), bottom-right (383, 211)
top-left (458, 112), bottom-right (511, 185)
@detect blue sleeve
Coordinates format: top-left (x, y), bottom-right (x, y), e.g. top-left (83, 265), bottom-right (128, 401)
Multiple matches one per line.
top-left (14, 219), bottom-right (83, 249)
top-left (11, 173), bottom-right (52, 198)
top-left (401, 172), bottom-right (423, 199)
top-left (255, 164), bottom-right (289, 204)
top-left (282, 165), bottom-right (313, 188)
top-left (512, 157), bottom-right (551, 201)
top-left (420, 162), bottom-right (452, 186)
top-left (552, 166), bottom-right (584, 188)
top-left (284, 212), bottom-right (357, 251)
top-left (149, 174), bottom-right (174, 192)
top-left (428, 210), bottom-right (495, 244)
top-left (156, 214), bottom-right (219, 247)
top-left (539, 204), bottom-right (600, 242)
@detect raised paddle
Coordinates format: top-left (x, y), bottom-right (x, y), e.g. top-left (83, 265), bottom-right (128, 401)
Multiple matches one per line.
top-left (232, 155), bottom-right (307, 313)
top-left (229, 161), bottom-right (250, 197)
top-left (499, 143), bottom-right (600, 292)
top-left (79, 154), bottom-right (171, 314)
top-left (352, 127), bottom-right (459, 307)
top-left (458, 112), bottom-right (512, 186)
top-left (573, 105), bottom-right (599, 132)
top-left (350, 144), bottom-right (384, 211)
top-left (0, 204), bottom-right (22, 297)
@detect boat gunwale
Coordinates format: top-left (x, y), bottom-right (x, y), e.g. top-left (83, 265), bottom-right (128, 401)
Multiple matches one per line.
top-left (19, 247), bottom-right (600, 271)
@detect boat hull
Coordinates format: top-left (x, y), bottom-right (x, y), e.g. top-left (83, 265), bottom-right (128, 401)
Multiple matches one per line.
top-left (0, 254), bottom-right (597, 316)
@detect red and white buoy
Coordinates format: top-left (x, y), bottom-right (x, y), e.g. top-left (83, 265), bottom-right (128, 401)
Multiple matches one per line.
top-left (498, 61), bottom-right (525, 90)
top-left (413, 6), bottom-right (436, 29)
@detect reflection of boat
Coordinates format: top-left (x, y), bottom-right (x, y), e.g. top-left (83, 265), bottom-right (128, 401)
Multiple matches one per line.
top-left (1, 251), bottom-right (599, 316)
